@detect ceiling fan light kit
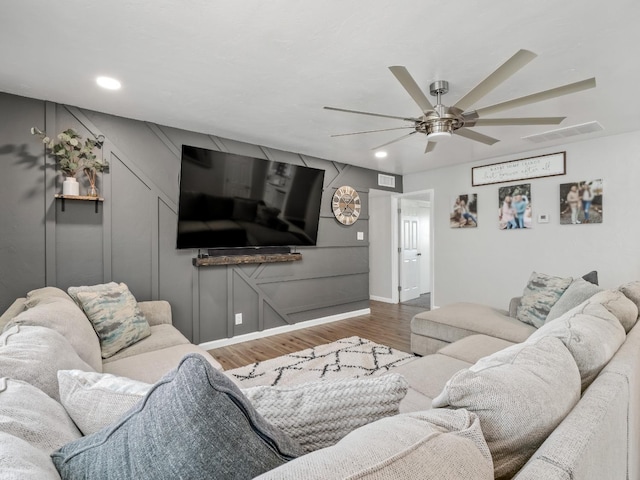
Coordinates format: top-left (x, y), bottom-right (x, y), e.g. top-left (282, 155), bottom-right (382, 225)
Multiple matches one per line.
top-left (325, 49), bottom-right (596, 155)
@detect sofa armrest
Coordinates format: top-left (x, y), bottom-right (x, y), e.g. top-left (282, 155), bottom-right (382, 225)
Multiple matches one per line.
top-left (138, 300), bottom-right (172, 326)
top-left (508, 296), bottom-right (522, 318)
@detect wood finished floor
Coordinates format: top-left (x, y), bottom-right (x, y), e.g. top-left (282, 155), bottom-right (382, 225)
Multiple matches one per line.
top-left (207, 300), bottom-right (427, 370)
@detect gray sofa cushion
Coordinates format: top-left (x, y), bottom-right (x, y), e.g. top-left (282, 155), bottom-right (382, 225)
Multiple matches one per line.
top-left (8, 288), bottom-right (102, 372)
top-left (516, 272), bottom-right (572, 328)
top-left (242, 374), bottom-right (408, 453)
top-left (529, 296), bottom-right (626, 391)
top-left (256, 408), bottom-right (494, 480)
top-left (432, 336), bottom-right (581, 480)
top-left (51, 354), bottom-right (303, 480)
top-left (0, 325), bottom-right (94, 400)
top-left (546, 277), bottom-right (604, 322)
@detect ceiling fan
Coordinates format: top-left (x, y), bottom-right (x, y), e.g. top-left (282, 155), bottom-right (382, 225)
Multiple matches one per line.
top-left (324, 49), bottom-right (596, 154)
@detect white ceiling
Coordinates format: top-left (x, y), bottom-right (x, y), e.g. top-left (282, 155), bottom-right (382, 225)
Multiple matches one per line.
top-left (2, 1), bottom-right (639, 175)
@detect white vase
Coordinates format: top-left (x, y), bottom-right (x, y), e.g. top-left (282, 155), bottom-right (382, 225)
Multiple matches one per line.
top-left (62, 177), bottom-right (80, 196)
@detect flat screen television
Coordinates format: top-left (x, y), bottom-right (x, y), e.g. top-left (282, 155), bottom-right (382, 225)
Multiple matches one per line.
top-left (177, 145), bottom-right (325, 250)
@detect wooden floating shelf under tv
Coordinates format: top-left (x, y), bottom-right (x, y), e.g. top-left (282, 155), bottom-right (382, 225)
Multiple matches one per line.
top-left (193, 252), bottom-right (302, 267)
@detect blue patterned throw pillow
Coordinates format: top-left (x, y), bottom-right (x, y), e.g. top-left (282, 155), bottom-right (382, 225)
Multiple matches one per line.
top-left (51, 354), bottom-right (303, 480)
top-left (75, 283), bottom-right (151, 358)
top-left (516, 272), bottom-right (572, 328)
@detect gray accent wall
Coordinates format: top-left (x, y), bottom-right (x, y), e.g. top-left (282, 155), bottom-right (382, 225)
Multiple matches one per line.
top-left (0, 92), bottom-right (402, 343)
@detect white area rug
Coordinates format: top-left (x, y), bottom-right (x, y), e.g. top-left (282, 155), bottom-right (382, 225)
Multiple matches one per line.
top-left (227, 336), bottom-right (416, 387)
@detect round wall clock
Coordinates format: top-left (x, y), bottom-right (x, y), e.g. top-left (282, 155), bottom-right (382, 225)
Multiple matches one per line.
top-left (332, 185), bottom-right (361, 225)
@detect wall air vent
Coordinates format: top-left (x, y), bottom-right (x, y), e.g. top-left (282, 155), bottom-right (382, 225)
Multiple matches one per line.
top-left (378, 174), bottom-right (396, 188)
top-left (522, 121), bottom-right (604, 144)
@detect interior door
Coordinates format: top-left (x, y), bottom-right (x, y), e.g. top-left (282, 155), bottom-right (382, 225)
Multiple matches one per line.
top-left (399, 213), bottom-right (420, 302)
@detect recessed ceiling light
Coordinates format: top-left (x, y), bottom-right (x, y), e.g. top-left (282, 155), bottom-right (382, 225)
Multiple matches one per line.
top-left (96, 76), bottom-right (121, 90)
top-left (374, 151), bottom-right (388, 158)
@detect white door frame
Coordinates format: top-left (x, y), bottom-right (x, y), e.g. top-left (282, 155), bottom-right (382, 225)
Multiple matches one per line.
top-left (391, 189), bottom-right (435, 306)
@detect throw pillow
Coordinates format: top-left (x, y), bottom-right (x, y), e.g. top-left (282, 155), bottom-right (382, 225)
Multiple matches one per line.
top-left (256, 408), bottom-right (493, 480)
top-left (0, 325), bottom-right (94, 400)
top-left (8, 291), bottom-right (102, 372)
top-left (67, 282), bottom-right (119, 305)
top-left (243, 373), bottom-right (409, 453)
top-left (593, 289), bottom-right (639, 333)
top-left (516, 271), bottom-right (572, 328)
top-left (58, 370), bottom-right (152, 435)
top-left (581, 270), bottom-right (599, 285)
top-left (432, 336), bottom-right (581, 480)
top-left (51, 354), bottom-right (303, 480)
top-left (75, 283), bottom-right (151, 358)
top-left (528, 295), bottom-right (626, 391)
top-left (0, 377), bottom-right (81, 452)
top-left (545, 277), bottom-right (604, 322)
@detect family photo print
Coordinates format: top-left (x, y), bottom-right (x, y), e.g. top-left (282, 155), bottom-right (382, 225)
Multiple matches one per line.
top-left (450, 194), bottom-right (478, 228)
top-left (498, 183), bottom-right (532, 229)
top-left (560, 179), bottom-right (603, 225)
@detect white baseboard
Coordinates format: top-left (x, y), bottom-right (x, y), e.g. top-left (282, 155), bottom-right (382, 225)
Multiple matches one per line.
top-left (198, 308), bottom-right (371, 350)
top-left (369, 295), bottom-right (396, 304)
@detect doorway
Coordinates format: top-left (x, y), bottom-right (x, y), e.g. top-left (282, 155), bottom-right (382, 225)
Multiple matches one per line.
top-left (368, 189), bottom-right (433, 307)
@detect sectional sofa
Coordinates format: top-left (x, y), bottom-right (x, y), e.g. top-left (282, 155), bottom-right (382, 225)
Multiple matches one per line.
top-left (1, 278), bottom-right (639, 479)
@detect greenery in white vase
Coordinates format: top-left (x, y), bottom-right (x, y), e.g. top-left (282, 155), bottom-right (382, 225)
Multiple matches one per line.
top-left (30, 127), bottom-right (108, 178)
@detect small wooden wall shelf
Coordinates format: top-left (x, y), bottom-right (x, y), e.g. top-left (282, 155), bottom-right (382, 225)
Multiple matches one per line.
top-left (55, 194), bottom-right (104, 213)
top-left (193, 252), bottom-right (302, 267)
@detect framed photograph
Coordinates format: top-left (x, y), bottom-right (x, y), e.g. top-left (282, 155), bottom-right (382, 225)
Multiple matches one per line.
top-left (560, 179), bottom-right (603, 225)
top-left (450, 194), bottom-right (478, 228)
top-left (498, 183), bottom-right (532, 229)
top-left (472, 152), bottom-right (565, 186)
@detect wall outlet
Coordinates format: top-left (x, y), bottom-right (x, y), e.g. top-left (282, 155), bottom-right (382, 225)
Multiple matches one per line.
top-left (234, 313), bottom-right (243, 325)
top-left (357, 231), bottom-right (364, 240)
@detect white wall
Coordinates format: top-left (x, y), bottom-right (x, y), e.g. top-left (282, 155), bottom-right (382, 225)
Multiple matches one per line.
top-left (369, 190), bottom-right (395, 302)
top-left (403, 130), bottom-right (640, 309)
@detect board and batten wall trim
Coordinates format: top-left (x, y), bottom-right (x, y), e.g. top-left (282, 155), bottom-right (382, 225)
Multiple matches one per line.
top-left (0, 92), bottom-right (402, 344)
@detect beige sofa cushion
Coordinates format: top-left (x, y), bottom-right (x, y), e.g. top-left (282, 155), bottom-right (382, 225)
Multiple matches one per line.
top-left (102, 324), bottom-right (190, 364)
top-left (432, 336), bottom-right (581, 480)
top-left (0, 377), bottom-right (81, 453)
top-left (437, 334), bottom-right (515, 364)
top-left (102, 343), bottom-right (222, 383)
top-left (590, 289), bottom-right (638, 333)
top-left (546, 277), bottom-right (604, 322)
top-left (528, 296), bottom-right (626, 391)
top-left (391, 354), bottom-right (471, 401)
top-left (619, 280), bottom-right (640, 322)
top-left (0, 433), bottom-right (62, 480)
top-left (256, 408), bottom-right (494, 480)
top-left (9, 287), bottom-right (102, 371)
top-left (411, 303), bottom-right (536, 344)
top-left (0, 325), bottom-right (94, 400)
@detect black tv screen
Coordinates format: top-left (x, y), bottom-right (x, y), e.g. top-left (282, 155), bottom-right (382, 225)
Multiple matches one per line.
top-left (177, 145), bottom-right (325, 250)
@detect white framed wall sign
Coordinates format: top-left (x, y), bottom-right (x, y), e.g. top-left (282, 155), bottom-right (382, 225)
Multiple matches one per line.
top-left (472, 151), bottom-right (566, 186)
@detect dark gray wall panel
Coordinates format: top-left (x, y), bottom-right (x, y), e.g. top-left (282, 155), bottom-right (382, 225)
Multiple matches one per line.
top-left (110, 157), bottom-right (152, 300)
top-left (0, 94), bottom-right (46, 311)
top-left (54, 202), bottom-right (103, 290)
top-left (289, 299), bottom-right (370, 323)
top-left (264, 303), bottom-right (288, 330)
top-left (158, 198), bottom-right (194, 339)
top-left (232, 270), bottom-right (260, 335)
top-left (198, 268), bottom-right (229, 342)
top-left (84, 110), bottom-right (180, 201)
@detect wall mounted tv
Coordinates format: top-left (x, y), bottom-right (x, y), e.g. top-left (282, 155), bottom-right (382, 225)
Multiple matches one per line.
top-left (177, 145), bottom-right (325, 251)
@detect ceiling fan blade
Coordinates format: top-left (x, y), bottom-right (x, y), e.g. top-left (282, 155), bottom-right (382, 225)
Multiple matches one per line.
top-left (330, 126), bottom-right (415, 137)
top-left (388, 66), bottom-right (435, 113)
top-left (454, 128), bottom-right (500, 145)
top-left (323, 106), bottom-right (418, 122)
top-left (371, 131), bottom-right (418, 150)
top-left (474, 78), bottom-right (596, 117)
top-left (453, 49), bottom-right (537, 112)
top-left (469, 117), bottom-right (566, 126)
top-left (425, 142), bottom-right (436, 154)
